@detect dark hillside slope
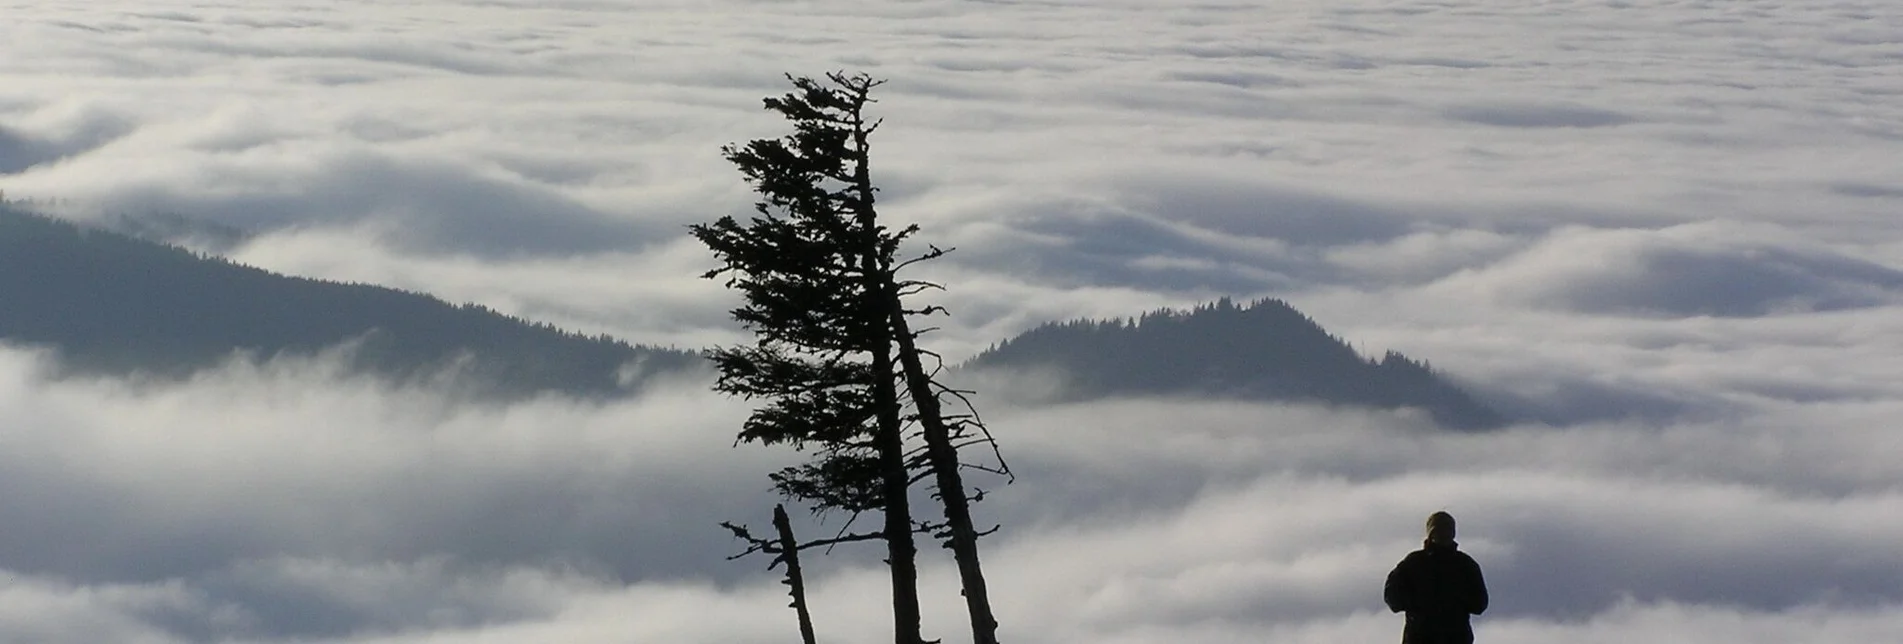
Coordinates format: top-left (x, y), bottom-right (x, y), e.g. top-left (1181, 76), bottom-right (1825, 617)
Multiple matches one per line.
top-left (963, 298), bottom-right (1504, 429)
top-left (0, 204), bottom-right (698, 395)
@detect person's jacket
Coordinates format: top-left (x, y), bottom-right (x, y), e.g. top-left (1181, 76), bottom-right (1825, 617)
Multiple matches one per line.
top-left (1384, 541), bottom-right (1488, 644)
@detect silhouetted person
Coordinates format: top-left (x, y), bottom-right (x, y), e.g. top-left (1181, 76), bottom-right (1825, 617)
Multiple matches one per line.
top-left (1384, 511), bottom-right (1488, 644)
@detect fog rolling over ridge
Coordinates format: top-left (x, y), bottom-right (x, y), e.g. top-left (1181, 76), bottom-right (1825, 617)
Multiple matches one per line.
top-left (0, 203), bottom-right (702, 396)
top-left (3, 203), bottom-right (1498, 426)
top-left (3, 0), bottom-right (1903, 642)
top-left (963, 298), bottom-right (1504, 429)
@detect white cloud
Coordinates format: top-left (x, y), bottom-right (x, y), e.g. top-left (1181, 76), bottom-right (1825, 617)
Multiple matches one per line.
top-left (1428, 221), bottom-right (1903, 317)
top-left (3, 349), bottom-right (1903, 642)
top-left (4, 0), bottom-right (1903, 641)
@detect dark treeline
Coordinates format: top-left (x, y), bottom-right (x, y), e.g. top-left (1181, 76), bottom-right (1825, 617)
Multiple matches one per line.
top-left (0, 203), bottom-right (700, 396)
top-left (963, 297), bottom-right (1506, 429)
top-left (2, 202), bottom-right (1499, 426)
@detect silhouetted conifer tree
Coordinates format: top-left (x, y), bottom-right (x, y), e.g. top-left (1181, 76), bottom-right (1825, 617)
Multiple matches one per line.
top-left (694, 72), bottom-right (924, 644)
top-left (693, 72), bottom-right (1008, 644)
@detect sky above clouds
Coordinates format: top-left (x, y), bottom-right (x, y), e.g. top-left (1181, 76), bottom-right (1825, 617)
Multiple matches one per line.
top-left (2, 0), bottom-right (1902, 642)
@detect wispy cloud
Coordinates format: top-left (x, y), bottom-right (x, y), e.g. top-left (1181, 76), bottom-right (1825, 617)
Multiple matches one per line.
top-left (3, 350), bottom-right (1902, 642)
top-left (3, 0), bottom-right (1902, 641)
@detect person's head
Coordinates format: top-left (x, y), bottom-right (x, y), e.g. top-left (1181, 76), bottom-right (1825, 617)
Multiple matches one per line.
top-left (1425, 511), bottom-right (1457, 545)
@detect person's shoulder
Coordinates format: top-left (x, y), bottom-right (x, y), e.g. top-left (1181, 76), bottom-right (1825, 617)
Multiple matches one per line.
top-left (1410, 546), bottom-right (1477, 564)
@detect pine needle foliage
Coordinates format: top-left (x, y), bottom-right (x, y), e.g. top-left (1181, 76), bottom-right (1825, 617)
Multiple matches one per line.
top-left (692, 72), bottom-right (930, 644)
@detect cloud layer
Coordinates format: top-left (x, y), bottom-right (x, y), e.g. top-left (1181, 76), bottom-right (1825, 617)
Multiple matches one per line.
top-left (5, 0), bottom-right (1901, 351)
top-left (3, 0), bottom-right (1903, 642)
top-left (3, 349), bottom-right (1902, 643)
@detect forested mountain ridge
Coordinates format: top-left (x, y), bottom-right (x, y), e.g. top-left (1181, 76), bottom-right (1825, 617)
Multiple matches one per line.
top-left (961, 298), bottom-right (1506, 429)
top-left (0, 204), bottom-right (701, 395)
top-left (4, 205), bottom-right (1501, 427)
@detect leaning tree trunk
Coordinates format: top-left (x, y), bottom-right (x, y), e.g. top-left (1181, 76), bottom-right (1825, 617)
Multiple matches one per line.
top-left (840, 78), bottom-right (979, 644)
top-left (872, 342), bottom-right (926, 644)
top-left (771, 504), bottom-right (819, 644)
top-left (841, 77), bottom-right (929, 644)
top-left (891, 311), bottom-right (1000, 644)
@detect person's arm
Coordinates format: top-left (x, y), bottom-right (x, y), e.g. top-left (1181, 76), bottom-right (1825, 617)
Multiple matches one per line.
top-left (1465, 555), bottom-right (1489, 615)
top-left (1384, 560), bottom-right (1411, 613)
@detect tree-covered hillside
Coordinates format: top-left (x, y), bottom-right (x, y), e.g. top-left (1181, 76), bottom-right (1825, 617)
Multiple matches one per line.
top-left (0, 204), bottom-right (699, 395)
top-left (963, 298), bottom-right (1505, 429)
top-left (1, 204), bottom-right (1502, 425)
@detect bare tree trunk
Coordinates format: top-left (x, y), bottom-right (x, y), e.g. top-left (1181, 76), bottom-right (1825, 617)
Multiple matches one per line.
top-left (842, 77), bottom-right (928, 644)
top-left (838, 74), bottom-right (976, 644)
top-left (873, 344), bottom-right (926, 644)
top-left (772, 504), bottom-right (819, 644)
top-left (891, 313), bottom-right (1000, 644)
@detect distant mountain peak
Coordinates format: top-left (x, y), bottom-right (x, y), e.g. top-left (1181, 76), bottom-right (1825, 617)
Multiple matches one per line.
top-left (4, 203), bottom-right (1501, 426)
top-left (963, 298), bottom-right (1505, 429)
top-left (0, 204), bottom-right (700, 397)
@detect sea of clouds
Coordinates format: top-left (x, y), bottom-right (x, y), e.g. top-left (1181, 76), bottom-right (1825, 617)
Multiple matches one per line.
top-left (3, 0), bottom-right (1902, 642)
